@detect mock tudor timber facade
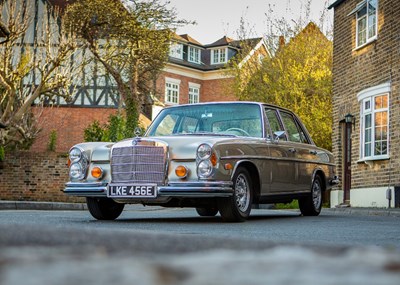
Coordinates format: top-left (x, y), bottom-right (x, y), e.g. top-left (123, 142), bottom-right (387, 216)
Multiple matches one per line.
top-left (0, 0), bottom-right (268, 152)
top-left (329, 0), bottom-right (400, 208)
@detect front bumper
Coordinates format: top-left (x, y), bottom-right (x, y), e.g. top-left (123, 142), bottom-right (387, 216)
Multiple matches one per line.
top-left (64, 181), bottom-right (234, 199)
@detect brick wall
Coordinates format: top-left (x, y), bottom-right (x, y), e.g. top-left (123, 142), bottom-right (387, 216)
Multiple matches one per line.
top-left (31, 106), bottom-right (118, 153)
top-left (332, 0), bottom-right (400, 189)
top-left (156, 71), bottom-right (237, 105)
top-left (0, 151), bottom-right (83, 203)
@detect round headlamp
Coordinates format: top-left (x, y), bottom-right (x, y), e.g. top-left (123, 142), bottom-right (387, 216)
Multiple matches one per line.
top-left (197, 160), bottom-right (213, 178)
top-left (69, 162), bottom-right (84, 180)
top-left (69, 147), bottom-right (82, 163)
top-left (197, 144), bottom-right (212, 160)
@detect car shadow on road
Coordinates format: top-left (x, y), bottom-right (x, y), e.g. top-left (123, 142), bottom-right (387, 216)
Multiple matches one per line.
top-left (88, 209), bottom-right (303, 224)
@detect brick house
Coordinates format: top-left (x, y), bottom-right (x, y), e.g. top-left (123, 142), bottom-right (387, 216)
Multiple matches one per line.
top-left (0, 0), bottom-right (268, 153)
top-left (153, 34), bottom-right (268, 118)
top-left (328, 0), bottom-right (400, 207)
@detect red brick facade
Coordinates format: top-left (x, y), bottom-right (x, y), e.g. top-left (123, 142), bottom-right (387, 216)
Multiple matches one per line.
top-left (31, 106), bottom-right (118, 153)
top-left (156, 70), bottom-right (236, 106)
top-left (330, 0), bottom-right (400, 207)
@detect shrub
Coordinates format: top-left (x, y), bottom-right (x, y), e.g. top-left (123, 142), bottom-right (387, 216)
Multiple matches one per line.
top-left (47, 130), bottom-right (57, 152)
top-left (0, 146), bottom-right (5, 161)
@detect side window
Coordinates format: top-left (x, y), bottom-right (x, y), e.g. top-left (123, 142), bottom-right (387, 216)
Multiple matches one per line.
top-left (280, 112), bottom-right (309, 144)
top-left (265, 108), bottom-right (286, 140)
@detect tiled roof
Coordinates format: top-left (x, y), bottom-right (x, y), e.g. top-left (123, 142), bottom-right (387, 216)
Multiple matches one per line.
top-left (179, 34), bottom-right (203, 47)
top-left (169, 35), bottom-right (265, 71)
top-left (206, 36), bottom-right (235, 48)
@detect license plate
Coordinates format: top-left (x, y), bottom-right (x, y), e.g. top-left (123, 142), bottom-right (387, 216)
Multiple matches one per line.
top-left (107, 184), bottom-right (157, 198)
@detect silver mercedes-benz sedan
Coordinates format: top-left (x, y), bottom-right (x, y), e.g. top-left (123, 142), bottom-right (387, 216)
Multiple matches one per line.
top-left (64, 102), bottom-right (338, 222)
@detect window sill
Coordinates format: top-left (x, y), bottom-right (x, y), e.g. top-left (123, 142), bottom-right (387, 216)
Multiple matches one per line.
top-left (357, 156), bottom-right (390, 167)
top-left (353, 37), bottom-right (377, 52)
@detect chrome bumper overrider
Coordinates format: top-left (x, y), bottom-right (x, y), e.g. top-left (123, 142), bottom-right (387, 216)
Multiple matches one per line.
top-left (329, 176), bottom-right (340, 186)
top-left (64, 181), bottom-right (234, 198)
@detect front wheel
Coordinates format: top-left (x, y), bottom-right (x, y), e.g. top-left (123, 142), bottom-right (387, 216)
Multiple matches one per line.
top-left (86, 197), bottom-right (125, 220)
top-left (195, 207), bottom-right (219, 217)
top-left (299, 175), bottom-right (323, 216)
top-left (218, 167), bottom-right (253, 222)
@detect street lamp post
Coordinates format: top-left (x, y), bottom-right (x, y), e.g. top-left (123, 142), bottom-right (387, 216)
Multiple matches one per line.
top-left (343, 113), bottom-right (355, 206)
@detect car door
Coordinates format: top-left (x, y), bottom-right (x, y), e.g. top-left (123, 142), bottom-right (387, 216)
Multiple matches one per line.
top-left (264, 108), bottom-right (297, 194)
top-left (278, 111), bottom-right (315, 192)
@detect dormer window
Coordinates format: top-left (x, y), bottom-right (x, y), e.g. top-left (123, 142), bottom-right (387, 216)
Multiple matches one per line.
top-left (350, 0), bottom-right (378, 48)
top-left (169, 42), bottom-right (183, 59)
top-left (188, 46), bottom-right (201, 64)
top-left (211, 48), bottom-right (227, 64)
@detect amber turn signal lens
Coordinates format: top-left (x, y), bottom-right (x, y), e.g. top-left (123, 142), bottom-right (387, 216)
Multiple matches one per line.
top-left (175, 165), bottom-right (188, 178)
top-left (67, 159), bottom-right (71, 168)
top-left (224, 163), bottom-right (233, 170)
top-left (210, 152), bottom-right (218, 166)
top-left (91, 167), bottom-right (103, 179)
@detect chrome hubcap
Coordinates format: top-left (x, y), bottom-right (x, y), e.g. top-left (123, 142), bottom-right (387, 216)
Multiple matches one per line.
top-left (312, 180), bottom-right (322, 209)
top-left (235, 174), bottom-right (250, 212)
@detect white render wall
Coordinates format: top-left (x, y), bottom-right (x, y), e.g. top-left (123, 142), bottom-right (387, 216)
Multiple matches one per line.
top-left (330, 187), bottom-right (395, 208)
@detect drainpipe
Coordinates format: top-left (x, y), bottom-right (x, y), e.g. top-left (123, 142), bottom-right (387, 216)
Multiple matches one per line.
top-left (386, 188), bottom-right (392, 209)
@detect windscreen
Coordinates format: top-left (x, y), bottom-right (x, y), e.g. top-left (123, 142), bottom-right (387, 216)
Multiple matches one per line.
top-left (147, 103), bottom-right (263, 138)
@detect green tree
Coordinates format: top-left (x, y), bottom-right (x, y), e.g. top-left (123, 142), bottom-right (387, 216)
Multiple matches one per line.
top-left (0, 0), bottom-right (78, 150)
top-left (64, 0), bottom-right (189, 137)
top-left (228, 1), bottom-right (333, 150)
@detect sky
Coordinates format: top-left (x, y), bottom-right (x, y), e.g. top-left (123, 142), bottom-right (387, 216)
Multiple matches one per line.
top-left (166, 0), bottom-right (333, 44)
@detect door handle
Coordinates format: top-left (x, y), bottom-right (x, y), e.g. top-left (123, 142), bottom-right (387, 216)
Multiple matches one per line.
top-left (288, 148), bottom-right (297, 153)
top-left (309, 150), bottom-right (318, 155)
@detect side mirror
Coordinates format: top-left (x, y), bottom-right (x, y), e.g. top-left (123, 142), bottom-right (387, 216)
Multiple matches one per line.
top-left (274, 131), bottom-right (286, 142)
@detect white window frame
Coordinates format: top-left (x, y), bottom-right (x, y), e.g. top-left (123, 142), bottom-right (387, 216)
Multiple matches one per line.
top-left (210, 48), bottom-right (228, 65)
top-left (165, 77), bottom-right (180, 105)
top-left (188, 46), bottom-right (201, 64)
top-left (357, 82), bottom-right (390, 161)
top-left (350, 0), bottom-right (378, 49)
top-left (169, 42), bottom-right (183, 59)
top-left (188, 83), bottom-right (200, 104)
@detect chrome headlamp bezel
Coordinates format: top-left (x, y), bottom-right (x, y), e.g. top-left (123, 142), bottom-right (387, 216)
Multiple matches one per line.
top-left (197, 159), bottom-right (213, 178)
top-left (69, 162), bottom-right (85, 180)
top-left (197, 144), bottom-right (212, 160)
top-left (68, 146), bottom-right (89, 181)
top-left (69, 147), bottom-right (84, 163)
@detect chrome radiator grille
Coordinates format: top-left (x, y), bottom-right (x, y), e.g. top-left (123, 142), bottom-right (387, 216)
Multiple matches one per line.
top-left (111, 145), bottom-right (166, 186)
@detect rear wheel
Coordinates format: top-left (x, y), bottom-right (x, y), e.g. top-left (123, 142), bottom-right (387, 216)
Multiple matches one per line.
top-left (299, 175), bottom-right (323, 216)
top-left (218, 167), bottom-right (253, 222)
top-left (195, 207), bottom-right (218, 217)
top-left (86, 197), bottom-right (125, 220)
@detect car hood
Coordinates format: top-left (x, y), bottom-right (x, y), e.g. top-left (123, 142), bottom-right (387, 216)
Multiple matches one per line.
top-left (112, 135), bottom-right (263, 160)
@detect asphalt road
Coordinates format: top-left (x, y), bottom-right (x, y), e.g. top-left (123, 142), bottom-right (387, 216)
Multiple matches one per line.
top-left (0, 206), bottom-right (399, 249)
top-left (1, 207), bottom-right (400, 285)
